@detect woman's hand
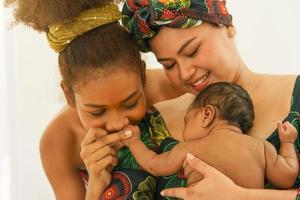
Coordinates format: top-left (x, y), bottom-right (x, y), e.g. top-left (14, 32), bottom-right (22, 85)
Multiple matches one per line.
top-left (161, 153), bottom-right (242, 200)
top-left (80, 128), bottom-right (132, 199)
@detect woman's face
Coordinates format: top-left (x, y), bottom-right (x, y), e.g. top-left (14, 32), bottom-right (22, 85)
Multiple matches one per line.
top-left (74, 70), bottom-right (147, 133)
top-left (149, 23), bottom-right (239, 94)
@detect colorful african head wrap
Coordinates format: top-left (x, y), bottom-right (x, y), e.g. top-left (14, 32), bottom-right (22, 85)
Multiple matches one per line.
top-left (47, 4), bottom-right (121, 53)
top-left (122, 0), bottom-right (232, 52)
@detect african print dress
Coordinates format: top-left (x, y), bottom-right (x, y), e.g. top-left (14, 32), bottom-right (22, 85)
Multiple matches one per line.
top-left (80, 107), bottom-right (186, 200)
top-left (265, 75), bottom-right (300, 190)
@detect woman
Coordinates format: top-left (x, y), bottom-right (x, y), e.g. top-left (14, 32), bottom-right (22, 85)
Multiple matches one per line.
top-left (5, 0), bottom-right (186, 199)
top-left (122, 0), bottom-right (300, 199)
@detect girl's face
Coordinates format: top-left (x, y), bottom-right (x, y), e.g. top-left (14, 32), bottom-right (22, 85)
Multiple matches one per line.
top-left (74, 70), bottom-right (146, 133)
top-left (149, 23), bottom-right (240, 94)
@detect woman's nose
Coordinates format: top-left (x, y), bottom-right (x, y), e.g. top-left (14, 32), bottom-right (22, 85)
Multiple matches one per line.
top-left (178, 61), bottom-right (195, 82)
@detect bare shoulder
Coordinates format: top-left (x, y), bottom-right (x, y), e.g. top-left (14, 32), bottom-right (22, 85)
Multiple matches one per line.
top-left (41, 106), bottom-right (80, 152)
top-left (40, 106), bottom-right (86, 199)
top-left (254, 74), bottom-right (297, 93)
top-left (40, 105), bottom-right (81, 169)
top-left (145, 68), bottom-right (185, 106)
top-left (154, 93), bottom-right (194, 141)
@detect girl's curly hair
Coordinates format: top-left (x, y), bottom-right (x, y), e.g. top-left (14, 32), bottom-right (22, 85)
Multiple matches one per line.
top-left (5, 0), bottom-right (111, 31)
top-left (5, 0), bottom-right (145, 102)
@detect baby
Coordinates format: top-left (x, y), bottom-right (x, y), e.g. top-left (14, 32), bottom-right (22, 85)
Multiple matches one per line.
top-left (123, 82), bottom-right (299, 189)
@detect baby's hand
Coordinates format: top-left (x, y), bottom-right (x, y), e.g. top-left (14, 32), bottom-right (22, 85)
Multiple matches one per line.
top-left (122, 125), bottom-right (141, 147)
top-left (278, 121), bottom-right (298, 143)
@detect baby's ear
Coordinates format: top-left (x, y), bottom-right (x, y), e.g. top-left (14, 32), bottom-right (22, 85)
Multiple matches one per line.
top-left (201, 105), bottom-right (216, 128)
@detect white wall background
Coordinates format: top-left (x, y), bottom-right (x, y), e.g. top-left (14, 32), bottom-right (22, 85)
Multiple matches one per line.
top-left (0, 1), bottom-right (299, 199)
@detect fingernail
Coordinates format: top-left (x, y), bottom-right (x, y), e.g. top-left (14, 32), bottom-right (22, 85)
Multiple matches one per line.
top-left (187, 153), bottom-right (195, 160)
top-left (160, 191), bottom-right (165, 196)
top-left (124, 130), bottom-right (133, 137)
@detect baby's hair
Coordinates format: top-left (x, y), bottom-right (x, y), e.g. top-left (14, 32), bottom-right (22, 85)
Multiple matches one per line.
top-left (191, 82), bottom-right (254, 134)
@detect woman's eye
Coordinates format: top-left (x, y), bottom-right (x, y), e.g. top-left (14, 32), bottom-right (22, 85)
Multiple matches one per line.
top-left (163, 63), bottom-right (175, 70)
top-left (125, 100), bottom-right (138, 109)
top-left (187, 46), bottom-right (199, 57)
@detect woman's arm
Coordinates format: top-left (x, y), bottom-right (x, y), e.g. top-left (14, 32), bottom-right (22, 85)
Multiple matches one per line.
top-left (145, 69), bottom-right (185, 106)
top-left (161, 153), bottom-right (298, 200)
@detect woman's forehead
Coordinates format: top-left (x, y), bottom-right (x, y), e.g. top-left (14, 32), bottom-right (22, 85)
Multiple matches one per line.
top-left (149, 26), bottom-right (203, 56)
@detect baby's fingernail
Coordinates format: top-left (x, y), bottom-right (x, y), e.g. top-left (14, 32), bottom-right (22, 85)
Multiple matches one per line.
top-left (160, 191), bottom-right (165, 196)
top-left (187, 153), bottom-right (195, 160)
top-left (124, 130), bottom-right (133, 137)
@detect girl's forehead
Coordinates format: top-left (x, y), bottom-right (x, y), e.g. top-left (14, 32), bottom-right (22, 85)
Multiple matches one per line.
top-left (75, 72), bottom-right (142, 105)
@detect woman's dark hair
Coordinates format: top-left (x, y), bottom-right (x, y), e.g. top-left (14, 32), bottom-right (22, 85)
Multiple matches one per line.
top-left (191, 82), bottom-right (255, 134)
top-left (5, 0), bottom-right (146, 95)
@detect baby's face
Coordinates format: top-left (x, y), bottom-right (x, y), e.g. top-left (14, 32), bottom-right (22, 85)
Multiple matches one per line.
top-left (183, 108), bottom-right (209, 141)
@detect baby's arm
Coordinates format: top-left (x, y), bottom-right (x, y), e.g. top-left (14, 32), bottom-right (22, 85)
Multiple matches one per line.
top-left (264, 121), bottom-right (298, 189)
top-left (123, 125), bottom-right (190, 176)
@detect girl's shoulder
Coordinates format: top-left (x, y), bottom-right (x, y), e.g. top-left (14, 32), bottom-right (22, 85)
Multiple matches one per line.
top-left (42, 105), bottom-right (82, 141)
top-left (40, 106), bottom-right (87, 198)
top-left (40, 105), bottom-right (84, 167)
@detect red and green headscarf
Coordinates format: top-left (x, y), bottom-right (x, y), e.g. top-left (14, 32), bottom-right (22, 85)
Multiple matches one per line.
top-left (122, 0), bottom-right (232, 52)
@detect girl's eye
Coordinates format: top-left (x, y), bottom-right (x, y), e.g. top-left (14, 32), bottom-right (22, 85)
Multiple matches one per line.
top-left (125, 100), bottom-right (138, 109)
top-left (187, 46), bottom-right (199, 57)
top-left (90, 110), bottom-right (105, 117)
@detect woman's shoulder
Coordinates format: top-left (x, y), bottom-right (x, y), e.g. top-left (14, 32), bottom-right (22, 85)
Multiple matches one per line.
top-left (253, 74), bottom-right (297, 99)
top-left (258, 74), bottom-right (297, 86)
top-left (154, 93), bottom-right (194, 141)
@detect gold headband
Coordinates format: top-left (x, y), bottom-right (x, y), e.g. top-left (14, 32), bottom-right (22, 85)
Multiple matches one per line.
top-left (47, 4), bottom-right (121, 53)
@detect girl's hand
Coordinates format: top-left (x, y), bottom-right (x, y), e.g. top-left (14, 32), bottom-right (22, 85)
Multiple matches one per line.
top-left (80, 128), bottom-right (132, 189)
top-left (161, 153), bottom-right (241, 200)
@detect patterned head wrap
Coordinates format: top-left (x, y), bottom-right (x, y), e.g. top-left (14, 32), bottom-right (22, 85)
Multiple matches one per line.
top-left (47, 4), bottom-right (121, 53)
top-left (122, 0), bottom-right (232, 52)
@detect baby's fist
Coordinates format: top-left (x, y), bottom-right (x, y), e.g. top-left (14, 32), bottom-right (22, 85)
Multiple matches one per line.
top-left (122, 125), bottom-right (141, 146)
top-left (278, 121), bottom-right (298, 143)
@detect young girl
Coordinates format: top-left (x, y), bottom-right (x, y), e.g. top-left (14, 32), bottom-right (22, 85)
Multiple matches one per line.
top-left (5, 0), bottom-right (186, 199)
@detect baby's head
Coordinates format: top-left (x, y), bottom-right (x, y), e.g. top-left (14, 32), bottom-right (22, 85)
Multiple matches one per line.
top-left (183, 82), bottom-right (254, 141)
